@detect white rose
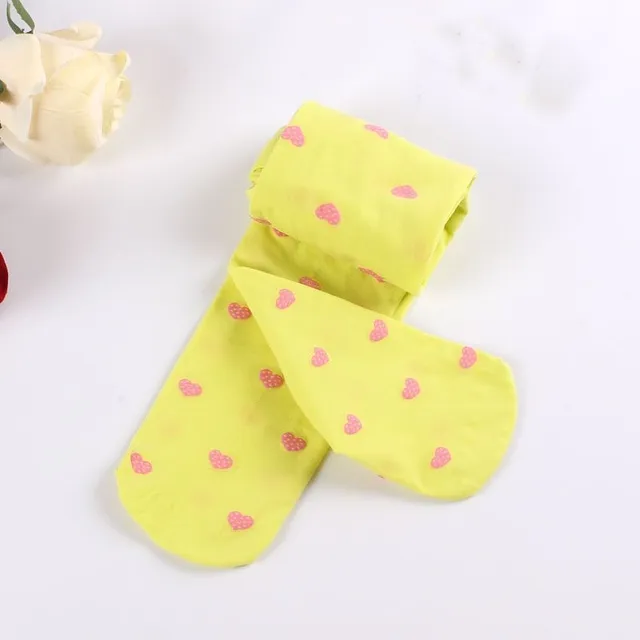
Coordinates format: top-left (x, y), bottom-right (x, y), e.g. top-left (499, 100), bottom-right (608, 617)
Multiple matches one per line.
top-left (0, 22), bottom-right (130, 165)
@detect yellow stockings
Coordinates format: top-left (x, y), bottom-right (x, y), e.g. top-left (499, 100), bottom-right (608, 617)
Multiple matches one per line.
top-left (116, 103), bottom-right (517, 567)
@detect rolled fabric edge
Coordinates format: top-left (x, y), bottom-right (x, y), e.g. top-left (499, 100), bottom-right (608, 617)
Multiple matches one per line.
top-left (247, 102), bottom-right (476, 296)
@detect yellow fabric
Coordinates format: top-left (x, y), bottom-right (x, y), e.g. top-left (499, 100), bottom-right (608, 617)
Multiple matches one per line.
top-left (116, 102), bottom-right (517, 567)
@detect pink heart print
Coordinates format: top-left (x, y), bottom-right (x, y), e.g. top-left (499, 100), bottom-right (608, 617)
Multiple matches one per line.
top-left (260, 369), bottom-right (285, 389)
top-left (130, 452), bottom-right (152, 474)
top-left (315, 203), bottom-right (341, 226)
top-left (359, 266), bottom-right (385, 283)
top-left (299, 276), bottom-right (321, 290)
top-left (311, 347), bottom-right (329, 367)
top-left (281, 125), bottom-right (305, 147)
top-left (391, 185), bottom-right (418, 199)
top-left (431, 447), bottom-right (452, 469)
top-left (179, 378), bottom-right (202, 396)
top-left (228, 511), bottom-right (254, 531)
top-left (272, 228), bottom-right (288, 238)
top-left (364, 123), bottom-right (389, 139)
top-left (281, 432), bottom-right (307, 451)
top-left (227, 302), bottom-right (252, 320)
top-left (344, 414), bottom-right (363, 435)
top-left (459, 346), bottom-right (478, 369)
top-left (276, 289), bottom-right (296, 309)
top-left (402, 378), bottom-right (420, 400)
top-left (209, 449), bottom-right (233, 469)
top-left (369, 319), bottom-right (388, 342)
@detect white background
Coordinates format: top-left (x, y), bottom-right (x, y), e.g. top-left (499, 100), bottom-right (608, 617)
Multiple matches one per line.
top-left (1, 0), bottom-right (638, 637)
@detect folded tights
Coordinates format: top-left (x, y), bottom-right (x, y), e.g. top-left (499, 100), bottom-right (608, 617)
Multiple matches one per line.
top-left (116, 103), bottom-right (517, 567)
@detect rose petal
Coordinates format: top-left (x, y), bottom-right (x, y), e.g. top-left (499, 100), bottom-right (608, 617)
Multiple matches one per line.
top-left (42, 23), bottom-right (103, 50)
top-left (0, 252), bottom-right (8, 304)
top-left (0, 35), bottom-right (45, 134)
top-left (25, 52), bottom-right (130, 164)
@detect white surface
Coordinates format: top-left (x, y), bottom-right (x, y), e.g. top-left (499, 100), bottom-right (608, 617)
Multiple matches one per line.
top-left (1, 0), bottom-right (638, 637)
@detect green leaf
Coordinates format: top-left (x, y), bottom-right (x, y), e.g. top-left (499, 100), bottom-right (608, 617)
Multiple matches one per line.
top-left (6, 3), bottom-right (23, 33)
top-left (6, 0), bottom-right (35, 34)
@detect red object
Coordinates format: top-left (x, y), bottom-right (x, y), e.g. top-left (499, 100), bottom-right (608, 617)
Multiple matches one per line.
top-left (0, 252), bottom-right (7, 304)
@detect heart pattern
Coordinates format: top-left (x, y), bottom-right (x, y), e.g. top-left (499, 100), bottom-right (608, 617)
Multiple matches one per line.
top-left (209, 449), bottom-right (233, 469)
top-left (430, 447), bottom-right (452, 469)
top-left (130, 452), bottom-right (152, 474)
top-left (281, 432), bottom-right (307, 452)
top-left (119, 114), bottom-right (493, 546)
top-left (179, 379), bottom-right (202, 396)
top-left (359, 266), bottom-right (385, 283)
top-left (459, 346), bottom-right (478, 369)
top-left (281, 125), bottom-right (305, 147)
top-left (344, 414), bottom-right (363, 435)
top-left (391, 185), bottom-right (418, 199)
top-left (260, 369), bottom-right (285, 389)
top-left (311, 347), bottom-right (329, 367)
top-left (299, 276), bottom-right (321, 290)
top-left (364, 123), bottom-right (389, 139)
top-left (276, 289), bottom-right (296, 309)
top-left (402, 378), bottom-right (420, 400)
top-left (228, 511), bottom-right (254, 531)
top-left (369, 319), bottom-right (388, 342)
top-left (315, 203), bottom-right (341, 225)
top-left (227, 302), bottom-right (252, 320)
